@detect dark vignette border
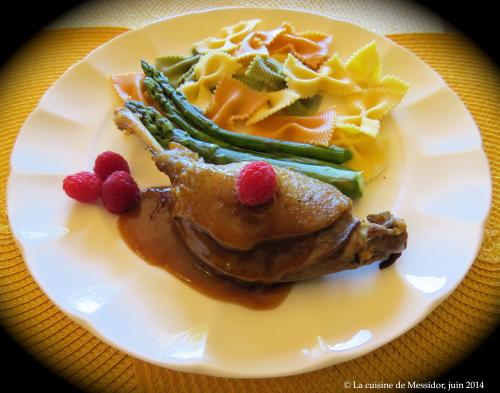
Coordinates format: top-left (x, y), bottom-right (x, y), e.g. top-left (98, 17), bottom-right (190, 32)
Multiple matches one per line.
top-left (0, 1), bottom-right (498, 391)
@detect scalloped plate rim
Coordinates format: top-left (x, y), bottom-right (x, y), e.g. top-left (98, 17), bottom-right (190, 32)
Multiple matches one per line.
top-left (7, 7), bottom-right (492, 378)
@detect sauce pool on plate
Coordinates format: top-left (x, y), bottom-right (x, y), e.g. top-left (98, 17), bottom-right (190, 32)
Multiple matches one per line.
top-left (118, 188), bottom-right (291, 310)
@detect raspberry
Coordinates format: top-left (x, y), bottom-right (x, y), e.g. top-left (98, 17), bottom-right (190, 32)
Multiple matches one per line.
top-left (63, 171), bottom-right (102, 203)
top-left (236, 161), bottom-right (277, 206)
top-left (93, 151), bottom-right (130, 181)
top-left (101, 171), bottom-right (140, 214)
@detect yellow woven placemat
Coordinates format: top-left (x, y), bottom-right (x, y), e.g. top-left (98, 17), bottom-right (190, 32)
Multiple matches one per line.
top-left (0, 28), bottom-right (498, 392)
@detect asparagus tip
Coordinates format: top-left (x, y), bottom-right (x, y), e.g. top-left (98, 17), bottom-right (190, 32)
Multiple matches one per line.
top-left (140, 59), bottom-right (150, 71)
top-left (343, 148), bottom-right (353, 162)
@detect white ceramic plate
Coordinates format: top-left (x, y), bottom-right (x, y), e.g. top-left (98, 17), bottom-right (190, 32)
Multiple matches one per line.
top-left (7, 8), bottom-right (491, 377)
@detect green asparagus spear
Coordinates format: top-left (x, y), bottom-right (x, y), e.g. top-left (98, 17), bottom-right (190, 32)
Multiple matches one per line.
top-left (170, 130), bottom-right (363, 198)
top-left (126, 100), bottom-right (355, 172)
top-left (140, 60), bottom-right (353, 164)
top-left (127, 104), bottom-right (363, 198)
top-left (134, 82), bottom-right (229, 148)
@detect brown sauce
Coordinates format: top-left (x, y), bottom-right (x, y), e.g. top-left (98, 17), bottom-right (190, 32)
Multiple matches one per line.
top-left (118, 188), bottom-right (291, 310)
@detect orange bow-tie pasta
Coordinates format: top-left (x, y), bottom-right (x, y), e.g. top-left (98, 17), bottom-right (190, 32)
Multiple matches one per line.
top-left (246, 109), bottom-right (336, 146)
top-left (111, 73), bottom-right (148, 103)
top-left (205, 76), bottom-right (269, 129)
top-left (232, 22), bottom-right (333, 69)
top-left (111, 20), bottom-right (410, 184)
top-left (267, 23), bottom-right (332, 69)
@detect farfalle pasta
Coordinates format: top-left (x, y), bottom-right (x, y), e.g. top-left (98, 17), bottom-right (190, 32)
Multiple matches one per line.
top-left (246, 109), bottom-right (336, 145)
top-left (111, 73), bottom-right (149, 103)
top-left (155, 55), bottom-right (200, 87)
top-left (193, 19), bottom-right (261, 54)
top-left (205, 76), bottom-right (268, 129)
top-left (113, 20), bottom-right (410, 183)
top-left (284, 41), bottom-right (409, 98)
top-left (267, 23), bottom-right (332, 69)
top-left (343, 41), bottom-right (410, 92)
top-left (280, 95), bottom-right (323, 116)
top-left (344, 41), bottom-right (382, 86)
top-left (179, 52), bottom-right (241, 111)
top-left (231, 22), bottom-right (333, 69)
top-left (191, 51), bottom-right (242, 86)
top-left (205, 74), bottom-right (301, 127)
top-left (180, 81), bottom-right (213, 112)
top-left (237, 56), bottom-right (286, 91)
top-left (283, 40), bottom-right (409, 138)
top-left (336, 87), bottom-right (409, 136)
top-left (376, 75), bottom-right (411, 92)
top-left (233, 74), bottom-right (267, 91)
top-left (232, 25), bottom-right (285, 58)
top-left (246, 89), bottom-right (301, 125)
top-left (284, 53), bottom-right (360, 97)
top-left (330, 129), bottom-right (390, 182)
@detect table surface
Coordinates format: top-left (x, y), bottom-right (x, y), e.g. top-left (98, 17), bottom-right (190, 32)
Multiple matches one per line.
top-left (1, 1), bottom-right (498, 392)
top-left (50, 0), bottom-right (446, 34)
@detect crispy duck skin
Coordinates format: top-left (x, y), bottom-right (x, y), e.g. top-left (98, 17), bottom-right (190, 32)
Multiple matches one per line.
top-left (175, 210), bottom-right (406, 284)
top-left (114, 108), bottom-right (408, 284)
top-left (154, 145), bottom-right (407, 284)
top-left (154, 145), bottom-right (352, 251)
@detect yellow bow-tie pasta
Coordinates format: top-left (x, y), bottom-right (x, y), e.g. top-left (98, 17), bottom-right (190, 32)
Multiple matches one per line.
top-left (193, 52), bottom-right (242, 83)
top-left (246, 89), bottom-right (300, 125)
top-left (232, 25), bottom-right (285, 59)
top-left (345, 41), bottom-right (382, 86)
top-left (330, 128), bottom-right (391, 182)
top-left (194, 19), bottom-right (261, 54)
top-left (179, 52), bottom-right (242, 112)
top-left (179, 81), bottom-right (213, 112)
top-left (335, 86), bottom-right (409, 136)
top-left (344, 41), bottom-right (411, 93)
top-left (284, 54), bottom-right (360, 97)
top-left (206, 76), bottom-right (269, 129)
